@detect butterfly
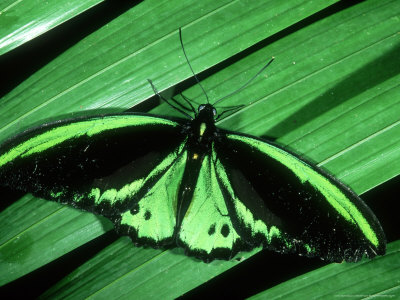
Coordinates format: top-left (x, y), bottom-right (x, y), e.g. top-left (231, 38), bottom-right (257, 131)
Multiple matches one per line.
top-left (0, 30), bottom-right (386, 263)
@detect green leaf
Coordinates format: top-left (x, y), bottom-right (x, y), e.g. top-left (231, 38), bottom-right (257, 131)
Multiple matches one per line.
top-left (1, 0), bottom-right (399, 298)
top-left (0, 0), bottom-right (105, 55)
top-left (250, 240), bottom-right (400, 299)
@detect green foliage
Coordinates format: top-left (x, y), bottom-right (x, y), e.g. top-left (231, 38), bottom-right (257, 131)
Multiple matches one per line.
top-left (1, 0), bottom-right (399, 298)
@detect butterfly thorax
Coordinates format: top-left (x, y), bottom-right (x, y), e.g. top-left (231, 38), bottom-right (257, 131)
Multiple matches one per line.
top-left (185, 104), bottom-right (217, 155)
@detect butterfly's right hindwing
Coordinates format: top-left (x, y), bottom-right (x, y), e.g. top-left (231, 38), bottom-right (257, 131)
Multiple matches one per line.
top-left (0, 114), bottom-right (188, 247)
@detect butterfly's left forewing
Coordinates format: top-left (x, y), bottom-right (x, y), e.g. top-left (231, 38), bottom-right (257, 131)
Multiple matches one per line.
top-left (0, 114), bottom-right (188, 247)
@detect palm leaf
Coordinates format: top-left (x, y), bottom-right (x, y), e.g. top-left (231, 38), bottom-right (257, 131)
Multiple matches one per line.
top-left (1, 0), bottom-right (399, 298)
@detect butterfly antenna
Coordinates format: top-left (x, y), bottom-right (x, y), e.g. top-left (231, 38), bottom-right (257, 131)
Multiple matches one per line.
top-left (147, 79), bottom-right (193, 120)
top-left (169, 95), bottom-right (196, 115)
top-left (180, 93), bottom-right (197, 115)
top-left (213, 57), bottom-right (275, 106)
top-left (179, 28), bottom-right (210, 104)
top-left (215, 104), bottom-right (245, 121)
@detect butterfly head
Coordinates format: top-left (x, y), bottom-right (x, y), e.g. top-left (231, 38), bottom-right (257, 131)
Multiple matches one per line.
top-left (197, 104), bottom-right (217, 120)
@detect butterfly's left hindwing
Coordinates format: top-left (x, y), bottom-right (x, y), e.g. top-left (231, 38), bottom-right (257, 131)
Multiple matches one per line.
top-left (177, 154), bottom-right (250, 261)
top-left (212, 132), bottom-right (386, 262)
top-left (0, 114), bottom-right (187, 247)
top-left (116, 146), bottom-right (188, 247)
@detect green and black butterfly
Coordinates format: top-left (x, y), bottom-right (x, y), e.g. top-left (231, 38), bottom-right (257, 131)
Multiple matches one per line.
top-left (0, 30), bottom-right (386, 263)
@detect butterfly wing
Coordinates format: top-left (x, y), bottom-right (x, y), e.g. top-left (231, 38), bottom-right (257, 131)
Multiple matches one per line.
top-left (0, 113), bottom-right (188, 247)
top-left (209, 131), bottom-right (386, 262)
top-left (176, 153), bottom-right (251, 261)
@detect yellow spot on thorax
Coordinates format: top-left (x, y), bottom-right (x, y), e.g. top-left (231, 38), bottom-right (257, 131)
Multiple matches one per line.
top-left (193, 153), bottom-right (199, 160)
top-left (200, 123), bottom-right (206, 136)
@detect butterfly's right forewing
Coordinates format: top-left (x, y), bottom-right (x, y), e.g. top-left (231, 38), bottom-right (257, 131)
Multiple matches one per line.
top-left (213, 132), bottom-right (386, 262)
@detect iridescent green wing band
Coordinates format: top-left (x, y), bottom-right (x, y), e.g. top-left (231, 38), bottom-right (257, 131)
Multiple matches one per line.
top-left (0, 114), bottom-right (178, 168)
